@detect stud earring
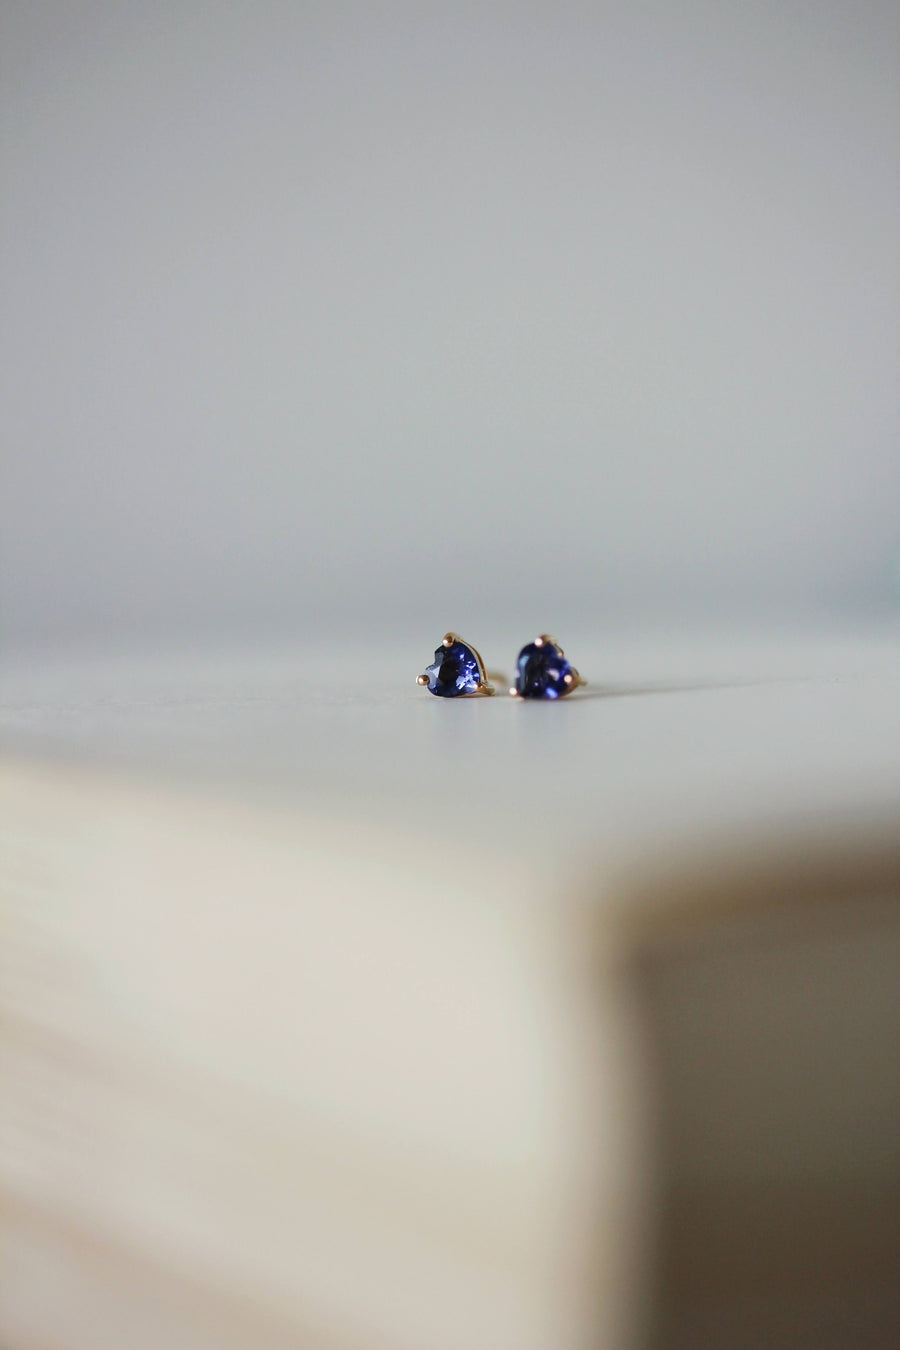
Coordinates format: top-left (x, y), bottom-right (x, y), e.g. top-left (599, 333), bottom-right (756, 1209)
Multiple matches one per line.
top-left (509, 635), bottom-right (585, 699)
top-left (417, 633), bottom-right (496, 697)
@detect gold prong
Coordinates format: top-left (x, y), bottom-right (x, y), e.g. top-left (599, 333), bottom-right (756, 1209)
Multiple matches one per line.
top-left (562, 668), bottom-right (585, 694)
top-left (416, 674), bottom-right (429, 686)
top-left (509, 686), bottom-right (519, 697)
top-left (442, 634), bottom-right (455, 647)
top-left (533, 636), bottom-right (545, 647)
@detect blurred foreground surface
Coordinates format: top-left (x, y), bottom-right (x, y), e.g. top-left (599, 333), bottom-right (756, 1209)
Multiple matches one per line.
top-left (1, 629), bottom-right (899, 1349)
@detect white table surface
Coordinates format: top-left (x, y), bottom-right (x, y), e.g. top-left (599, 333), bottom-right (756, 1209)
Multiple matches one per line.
top-left (2, 625), bottom-right (899, 1350)
top-left (3, 625), bottom-right (899, 870)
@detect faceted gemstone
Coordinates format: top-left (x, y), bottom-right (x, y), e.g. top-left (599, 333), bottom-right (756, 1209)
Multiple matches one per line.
top-left (514, 640), bottom-right (572, 699)
top-left (424, 640), bottom-right (483, 697)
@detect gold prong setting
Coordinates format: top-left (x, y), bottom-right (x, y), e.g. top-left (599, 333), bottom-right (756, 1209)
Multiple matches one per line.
top-left (510, 635), bottom-right (584, 699)
top-left (418, 633), bottom-right (495, 698)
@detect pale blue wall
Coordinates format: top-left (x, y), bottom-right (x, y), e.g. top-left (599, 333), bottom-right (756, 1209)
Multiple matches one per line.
top-left (3, 0), bottom-right (899, 644)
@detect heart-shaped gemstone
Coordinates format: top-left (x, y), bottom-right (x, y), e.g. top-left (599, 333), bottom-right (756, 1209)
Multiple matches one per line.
top-left (514, 640), bottom-right (572, 699)
top-left (423, 639), bottom-right (483, 697)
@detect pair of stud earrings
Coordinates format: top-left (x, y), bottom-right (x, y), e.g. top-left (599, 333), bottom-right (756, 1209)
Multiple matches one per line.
top-left (417, 632), bottom-right (585, 700)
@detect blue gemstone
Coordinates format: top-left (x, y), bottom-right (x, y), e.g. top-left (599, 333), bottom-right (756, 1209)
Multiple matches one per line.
top-left (514, 640), bottom-right (572, 699)
top-left (424, 640), bottom-right (483, 697)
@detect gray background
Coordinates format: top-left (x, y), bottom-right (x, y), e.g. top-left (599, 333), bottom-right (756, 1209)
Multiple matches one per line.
top-left (3, 0), bottom-right (899, 649)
